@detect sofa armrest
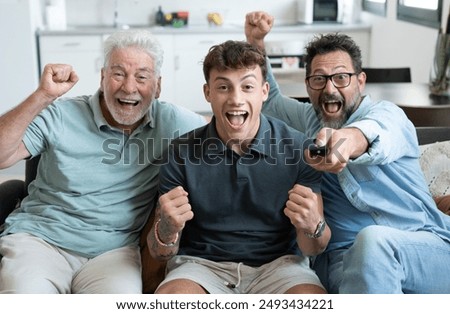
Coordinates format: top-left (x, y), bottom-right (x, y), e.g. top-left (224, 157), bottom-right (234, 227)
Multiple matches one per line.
top-left (0, 179), bottom-right (26, 225)
top-left (139, 208), bottom-right (167, 293)
top-left (416, 126), bottom-right (450, 145)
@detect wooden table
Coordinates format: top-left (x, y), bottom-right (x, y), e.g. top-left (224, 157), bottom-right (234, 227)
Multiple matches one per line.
top-left (279, 82), bottom-right (450, 127)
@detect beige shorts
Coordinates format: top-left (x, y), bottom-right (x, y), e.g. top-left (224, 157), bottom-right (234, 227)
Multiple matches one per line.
top-left (158, 254), bottom-right (324, 293)
top-left (0, 233), bottom-right (142, 293)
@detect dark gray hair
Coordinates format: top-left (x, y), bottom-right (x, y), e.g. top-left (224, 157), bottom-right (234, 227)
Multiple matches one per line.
top-left (103, 29), bottom-right (164, 77)
top-left (304, 33), bottom-right (363, 76)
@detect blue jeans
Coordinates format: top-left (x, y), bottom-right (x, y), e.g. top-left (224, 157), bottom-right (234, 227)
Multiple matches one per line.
top-left (313, 225), bottom-right (450, 293)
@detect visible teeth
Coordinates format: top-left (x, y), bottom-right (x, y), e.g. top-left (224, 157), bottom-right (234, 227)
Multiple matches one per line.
top-left (119, 99), bottom-right (137, 104)
top-left (227, 111), bottom-right (246, 115)
top-left (226, 111), bottom-right (247, 126)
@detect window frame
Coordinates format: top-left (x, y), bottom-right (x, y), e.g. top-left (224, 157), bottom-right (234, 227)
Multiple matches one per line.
top-left (362, 0), bottom-right (387, 17)
top-left (396, 0), bottom-right (442, 29)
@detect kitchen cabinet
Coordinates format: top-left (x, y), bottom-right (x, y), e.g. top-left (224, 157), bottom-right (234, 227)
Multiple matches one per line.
top-left (150, 35), bottom-right (175, 105)
top-left (38, 35), bottom-right (104, 97)
top-left (171, 33), bottom-right (244, 113)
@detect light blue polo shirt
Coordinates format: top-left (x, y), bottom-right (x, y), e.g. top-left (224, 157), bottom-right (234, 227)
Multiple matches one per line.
top-left (2, 90), bottom-right (206, 258)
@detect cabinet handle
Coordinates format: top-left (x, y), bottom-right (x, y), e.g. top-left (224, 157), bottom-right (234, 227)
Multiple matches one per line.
top-left (63, 42), bottom-right (81, 47)
top-left (175, 55), bottom-right (179, 71)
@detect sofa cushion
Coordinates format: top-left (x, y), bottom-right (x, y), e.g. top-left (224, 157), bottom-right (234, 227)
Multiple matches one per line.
top-left (419, 140), bottom-right (450, 197)
top-left (419, 140), bottom-right (450, 215)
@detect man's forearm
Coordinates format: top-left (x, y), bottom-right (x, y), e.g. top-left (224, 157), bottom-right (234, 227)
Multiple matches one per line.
top-left (0, 91), bottom-right (50, 167)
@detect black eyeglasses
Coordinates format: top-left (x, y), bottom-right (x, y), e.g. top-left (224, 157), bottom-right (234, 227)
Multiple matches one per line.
top-left (306, 72), bottom-right (357, 90)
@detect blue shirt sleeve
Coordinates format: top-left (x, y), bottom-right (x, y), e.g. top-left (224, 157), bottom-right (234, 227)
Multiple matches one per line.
top-left (263, 59), bottom-right (319, 135)
top-left (345, 96), bottom-right (420, 165)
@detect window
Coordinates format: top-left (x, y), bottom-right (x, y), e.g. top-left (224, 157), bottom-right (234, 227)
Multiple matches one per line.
top-left (362, 0), bottom-right (387, 17)
top-left (397, 0), bottom-right (442, 29)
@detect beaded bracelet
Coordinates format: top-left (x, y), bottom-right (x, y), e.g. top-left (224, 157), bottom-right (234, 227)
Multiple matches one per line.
top-left (154, 218), bottom-right (178, 247)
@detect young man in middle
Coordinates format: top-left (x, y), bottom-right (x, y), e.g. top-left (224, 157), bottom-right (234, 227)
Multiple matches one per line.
top-left (148, 40), bottom-right (330, 294)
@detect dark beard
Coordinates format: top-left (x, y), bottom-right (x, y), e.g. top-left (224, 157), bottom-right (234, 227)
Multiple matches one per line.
top-left (314, 93), bottom-right (361, 129)
top-left (317, 108), bottom-right (352, 129)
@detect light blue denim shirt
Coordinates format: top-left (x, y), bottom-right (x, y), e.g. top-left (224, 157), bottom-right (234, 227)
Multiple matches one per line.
top-left (2, 90), bottom-right (206, 258)
top-left (263, 65), bottom-right (450, 250)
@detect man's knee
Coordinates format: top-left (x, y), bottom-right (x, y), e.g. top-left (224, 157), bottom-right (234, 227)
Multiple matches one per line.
top-left (344, 225), bottom-right (401, 270)
top-left (353, 225), bottom-right (394, 252)
top-left (155, 279), bottom-right (207, 294)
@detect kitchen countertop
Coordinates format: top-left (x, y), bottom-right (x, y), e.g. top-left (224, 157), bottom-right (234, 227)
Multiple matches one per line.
top-left (36, 22), bottom-right (371, 36)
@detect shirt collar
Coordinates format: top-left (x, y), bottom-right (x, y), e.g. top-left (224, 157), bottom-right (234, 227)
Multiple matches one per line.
top-left (345, 95), bottom-right (371, 126)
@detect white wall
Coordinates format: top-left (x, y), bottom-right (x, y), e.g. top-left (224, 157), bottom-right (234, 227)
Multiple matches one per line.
top-left (363, 0), bottom-right (450, 83)
top-left (0, 0), bottom-right (42, 178)
top-left (0, 0), bottom-right (41, 115)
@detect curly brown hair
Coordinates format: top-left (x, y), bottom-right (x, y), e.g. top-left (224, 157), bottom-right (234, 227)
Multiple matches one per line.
top-left (202, 40), bottom-right (267, 83)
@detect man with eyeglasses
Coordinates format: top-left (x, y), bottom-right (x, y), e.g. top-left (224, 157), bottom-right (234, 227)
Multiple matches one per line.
top-left (245, 11), bottom-right (450, 294)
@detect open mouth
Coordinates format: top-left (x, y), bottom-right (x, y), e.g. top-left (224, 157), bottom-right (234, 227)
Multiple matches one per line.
top-left (226, 110), bottom-right (248, 127)
top-left (322, 100), bottom-right (342, 114)
top-left (118, 98), bottom-right (139, 106)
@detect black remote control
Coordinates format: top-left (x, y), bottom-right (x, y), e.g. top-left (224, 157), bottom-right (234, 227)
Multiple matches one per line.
top-left (309, 145), bottom-right (327, 157)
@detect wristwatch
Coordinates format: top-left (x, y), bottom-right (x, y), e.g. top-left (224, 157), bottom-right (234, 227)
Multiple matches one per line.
top-left (304, 219), bottom-right (326, 239)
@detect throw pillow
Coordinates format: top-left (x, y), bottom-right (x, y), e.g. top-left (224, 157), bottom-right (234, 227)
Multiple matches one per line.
top-left (419, 140), bottom-right (450, 198)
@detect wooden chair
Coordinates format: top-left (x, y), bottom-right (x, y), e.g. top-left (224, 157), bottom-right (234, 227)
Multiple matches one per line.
top-left (362, 67), bottom-right (412, 83)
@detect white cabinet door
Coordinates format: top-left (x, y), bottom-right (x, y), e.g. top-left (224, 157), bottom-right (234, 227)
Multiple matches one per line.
top-left (156, 35), bottom-right (176, 105)
top-left (39, 35), bottom-right (103, 97)
top-left (173, 33), bottom-right (244, 113)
